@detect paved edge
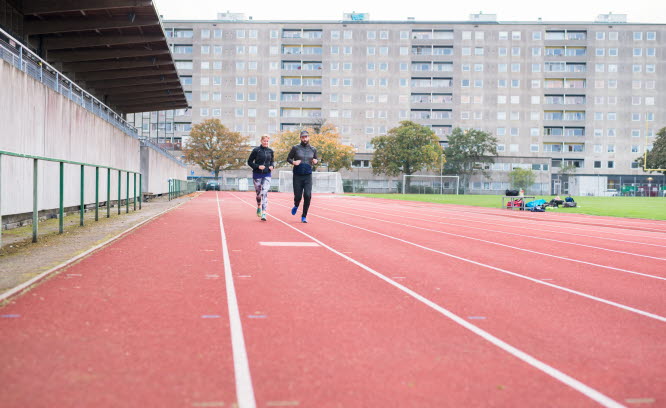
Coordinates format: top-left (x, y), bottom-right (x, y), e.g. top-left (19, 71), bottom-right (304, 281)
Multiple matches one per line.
top-left (0, 199), bottom-right (190, 303)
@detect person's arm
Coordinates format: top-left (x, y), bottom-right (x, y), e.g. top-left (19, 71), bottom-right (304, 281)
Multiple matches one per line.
top-left (269, 149), bottom-right (275, 170)
top-left (311, 147), bottom-right (318, 165)
top-left (288, 146), bottom-right (301, 166)
top-left (247, 148), bottom-right (258, 170)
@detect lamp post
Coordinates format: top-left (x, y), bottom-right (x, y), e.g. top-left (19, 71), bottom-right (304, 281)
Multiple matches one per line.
top-left (440, 154), bottom-right (445, 194)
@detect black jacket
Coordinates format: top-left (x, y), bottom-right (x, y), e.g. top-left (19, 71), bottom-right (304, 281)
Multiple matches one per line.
top-left (287, 143), bottom-right (318, 175)
top-left (247, 146), bottom-right (275, 175)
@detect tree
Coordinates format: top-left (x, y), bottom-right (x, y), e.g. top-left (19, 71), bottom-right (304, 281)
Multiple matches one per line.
top-left (183, 119), bottom-right (249, 179)
top-left (509, 168), bottom-right (537, 192)
top-left (443, 127), bottom-right (498, 192)
top-left (370, 121), bottom-right (444, 190)
top-left (271, 123), bottom-right (355, 171)
top-left (639, 127), bottom-right (666, 174)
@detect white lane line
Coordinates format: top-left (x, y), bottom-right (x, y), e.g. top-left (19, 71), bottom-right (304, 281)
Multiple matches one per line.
top-left (264, 198), bottom-right (666, 321)
top-left (215, 192), bottom-right (256, 408)
top-left (318, 211), bottom-right (666, 322)
top-left (334, 198), bottom-right (666, 242)
top-left (259, 242), bottom-right (319, 247)
top-left (231, 194), bottom-right (625, 408)
top-left (319, 201), bottom-right (666, 256)
top-left (324, 199), bottom-right (666, 248)
top-left (312, 205), bottom-right (666, 282)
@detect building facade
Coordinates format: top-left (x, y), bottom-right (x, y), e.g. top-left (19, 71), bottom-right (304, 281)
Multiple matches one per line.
top-left (127, 13), bottom-right (666, 195)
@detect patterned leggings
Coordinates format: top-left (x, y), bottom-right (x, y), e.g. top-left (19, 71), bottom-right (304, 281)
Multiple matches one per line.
top-left (253, 177), bottom-right (271, 211)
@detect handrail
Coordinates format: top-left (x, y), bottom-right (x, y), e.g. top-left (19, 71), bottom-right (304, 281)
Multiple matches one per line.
top-left (0, 150), bottom-right (142, 248)
top-left (139, 137), bottom-right (186, 167)
top-left (0, 27), bottom-right (140, 140)
top-left (168, 179), bottom-right (197, 200)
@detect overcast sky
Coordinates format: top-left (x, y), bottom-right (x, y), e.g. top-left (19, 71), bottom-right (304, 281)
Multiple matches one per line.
top-left (153, 0), bottom-right (663, 23)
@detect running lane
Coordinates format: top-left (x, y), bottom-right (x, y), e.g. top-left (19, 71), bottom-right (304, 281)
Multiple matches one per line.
top-left (224, 192), bottom-right (627, 407)
top-left (0, 193), bottom-right (237, 407)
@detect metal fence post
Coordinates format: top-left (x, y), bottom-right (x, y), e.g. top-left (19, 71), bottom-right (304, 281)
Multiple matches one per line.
top-left (139, 174), bottom-right (142, 210)
top-left (107, 168), bottom-right (111, 218)
top-left (118, 171), bottom-right (121, 215)
top-left (95, 167), bottom-right (99, 221)
top-left (33, 159), bottom-right (38, 243)
top-left (133, 173), bottom-right (137, 211)
top-left (59, 162), bottom-right (64, 233)
top-left (126, 171), bottom-right (129, 214)
top-left (80, 165), bottom-right (84, 226)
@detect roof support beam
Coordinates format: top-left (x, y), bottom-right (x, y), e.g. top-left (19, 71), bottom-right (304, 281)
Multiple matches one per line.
top-left (107, 90), bottom-right (182, 102)
top-left (116, 102), bottom-right (187, 114)
top-left (84, 75), bottom-right (180, 89)
top-left (115, 98), bottom-right (188, 109)
top-left (23, 0), bottom-right (153, 15)
top-left (93, 82), bottom-right (182, 94)
top-left (26, 17), bottom-right (158, 36)
top-left (49, 48), bottom-right (170, 63)
top-left (43, 34), bottom-right (164, 50)
top-left (102, 84), bottom-right (183, 96)
top-left (75, 67), bottom-right (176, 81)
top-left (62, 56), bottom-right (173, 72)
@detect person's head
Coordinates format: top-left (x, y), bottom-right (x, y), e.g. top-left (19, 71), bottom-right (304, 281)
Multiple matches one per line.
top-left (299, 130), bottom-right (310, 145)
top-left (261, 134), bottom-right (270, 147)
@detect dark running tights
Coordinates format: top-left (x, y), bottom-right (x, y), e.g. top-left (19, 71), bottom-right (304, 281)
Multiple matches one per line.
top-left (293, 173), bottom-right (312, 217)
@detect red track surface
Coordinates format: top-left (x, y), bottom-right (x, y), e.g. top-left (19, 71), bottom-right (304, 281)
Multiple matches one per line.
top-left (1, 191), bottom-right (665, 407)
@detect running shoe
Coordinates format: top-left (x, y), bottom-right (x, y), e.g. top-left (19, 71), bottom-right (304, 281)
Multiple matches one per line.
top-left (301, 216), bottom-right (308, 223)
top-left (256, 207), bottom-right (262, 218)
top-left (261, 211), bottom-right (267, 221)
top-left (291, 206), bottom-right (298, 215)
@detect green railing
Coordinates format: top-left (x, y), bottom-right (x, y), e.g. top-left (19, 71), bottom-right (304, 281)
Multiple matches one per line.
top-left (0, 150), bottom-right (142, 247)
top-left (168, 179), bottom-right (197, 200)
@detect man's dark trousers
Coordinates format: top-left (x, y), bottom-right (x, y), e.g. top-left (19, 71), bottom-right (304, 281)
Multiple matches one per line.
top-left (293, 173), bottom-right (312, 217)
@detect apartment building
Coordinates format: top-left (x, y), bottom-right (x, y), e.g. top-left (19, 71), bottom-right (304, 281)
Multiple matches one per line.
top-left (126, 12), bottom-right (666, 195)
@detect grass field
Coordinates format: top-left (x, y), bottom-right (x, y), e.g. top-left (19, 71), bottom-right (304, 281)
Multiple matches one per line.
top-left (347, 194), bottom-right (666, 221)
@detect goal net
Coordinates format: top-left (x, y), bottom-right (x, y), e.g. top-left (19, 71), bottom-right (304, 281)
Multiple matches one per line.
top-left (278, 171), bottom-right (344, 194)
top-left (402, 175), bottom-right (460, 195)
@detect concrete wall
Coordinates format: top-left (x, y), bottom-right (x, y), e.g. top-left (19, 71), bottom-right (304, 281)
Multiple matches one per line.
top-left (0, 59), bottom-right (139, 216)
top-left (140, 146), bottom-right (187, 195)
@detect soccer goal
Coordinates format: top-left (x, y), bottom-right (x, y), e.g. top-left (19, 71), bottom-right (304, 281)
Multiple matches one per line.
top-left (402, 175), bottom-right (460, 195)
top-left (278, 171), bottom-right (344, 194)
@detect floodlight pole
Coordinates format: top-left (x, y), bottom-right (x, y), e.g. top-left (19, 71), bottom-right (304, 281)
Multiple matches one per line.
top-left (440, 154), bottom-right (444, 194)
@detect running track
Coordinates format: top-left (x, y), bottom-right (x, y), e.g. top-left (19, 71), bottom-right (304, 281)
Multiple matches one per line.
top-left (1, 191), bottom-right (665, 407)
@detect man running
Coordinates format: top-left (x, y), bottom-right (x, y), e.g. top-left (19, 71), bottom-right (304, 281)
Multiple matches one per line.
top-left (287, 130), bottom-right (318, 223)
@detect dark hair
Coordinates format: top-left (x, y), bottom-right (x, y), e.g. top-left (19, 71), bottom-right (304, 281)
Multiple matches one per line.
top-left (300, 130), bottom-right (309, 137)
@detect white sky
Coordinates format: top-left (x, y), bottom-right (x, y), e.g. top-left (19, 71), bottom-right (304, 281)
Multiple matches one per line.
top-left (153, 0), bottom-right (663, 23)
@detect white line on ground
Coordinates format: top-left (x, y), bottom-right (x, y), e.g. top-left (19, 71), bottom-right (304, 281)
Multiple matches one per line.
top-left (318, 200), bottom-right (666, 259)
top-left (230, 193), bottom-right (626, 408)
top-left (259, 242), bottom-right (319, 247)
top-left (312, 210), bottom-right (666, 322)
top-left (215, 192), bottom-right (256, 408)
top-left (328, 198), bottom-right (666, 244)
top-left (313, 204), bottom-right (666, 282)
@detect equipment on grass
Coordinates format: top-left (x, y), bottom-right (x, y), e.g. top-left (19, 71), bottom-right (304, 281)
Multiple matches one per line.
top-left (402, 175), bottom-right (459, 195)
top-left (278, 171), bottom-right (344, 194)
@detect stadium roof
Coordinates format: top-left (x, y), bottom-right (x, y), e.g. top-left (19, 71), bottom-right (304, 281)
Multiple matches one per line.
top-left (14, 0), bottom-right (188, 113)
